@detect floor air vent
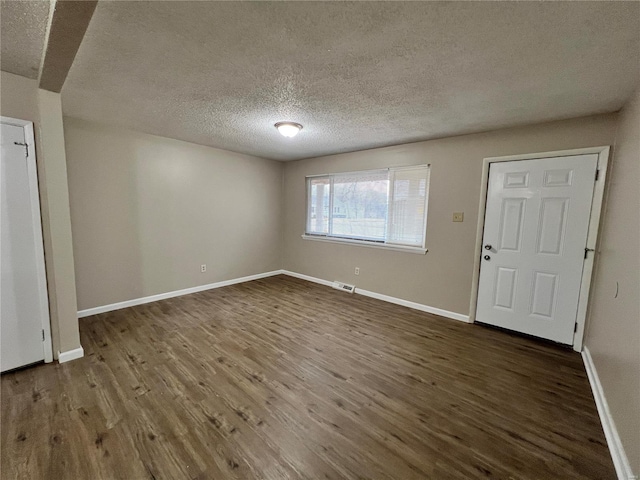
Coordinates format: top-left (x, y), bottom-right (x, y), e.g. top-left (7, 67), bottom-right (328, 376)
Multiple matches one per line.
top-left (332, 281), bottom-right (355, 294)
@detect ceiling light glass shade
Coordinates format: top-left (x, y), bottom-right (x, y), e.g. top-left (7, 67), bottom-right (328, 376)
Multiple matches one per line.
top-left (275, 122), bottom-right (302, 138)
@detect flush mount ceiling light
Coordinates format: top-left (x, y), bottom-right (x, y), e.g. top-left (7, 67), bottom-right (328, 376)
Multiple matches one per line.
top-left (275, 122), bottom-right (303, 138)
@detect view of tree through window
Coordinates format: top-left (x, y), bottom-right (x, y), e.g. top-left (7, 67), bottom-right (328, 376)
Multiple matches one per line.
top-left (306, 165), bottom-right (430, 248)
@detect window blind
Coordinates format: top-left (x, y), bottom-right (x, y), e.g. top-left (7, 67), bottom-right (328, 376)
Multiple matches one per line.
top-left (305, 165), bottom-right (430, 249)
top-left (387, 165), bottom-right (430, 247)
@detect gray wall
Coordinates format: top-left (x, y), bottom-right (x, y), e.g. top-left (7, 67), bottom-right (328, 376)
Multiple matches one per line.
top-left (586, 85), bottom-right (640, 473)
top-left (64, 117), bottom-right (283, 311)
top-left (282, 114), bottom-right (618, 316)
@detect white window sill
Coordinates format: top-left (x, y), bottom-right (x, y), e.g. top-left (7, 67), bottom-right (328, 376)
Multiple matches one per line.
top-left (301, 234), bottom-right (428, 254)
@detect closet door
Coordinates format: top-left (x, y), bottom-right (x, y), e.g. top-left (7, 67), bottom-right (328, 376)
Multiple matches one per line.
top-left (1, 122), bottom-right (49, 372)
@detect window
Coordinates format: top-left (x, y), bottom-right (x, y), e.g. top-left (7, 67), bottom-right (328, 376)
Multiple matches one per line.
top-left (305, 165), bottom-right (430, 252)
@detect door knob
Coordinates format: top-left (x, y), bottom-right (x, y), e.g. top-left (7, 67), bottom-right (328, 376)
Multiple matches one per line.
top-left (484, 244), bottom-right (492, 250)
top-left (484, 255), bottom-right (491, 261)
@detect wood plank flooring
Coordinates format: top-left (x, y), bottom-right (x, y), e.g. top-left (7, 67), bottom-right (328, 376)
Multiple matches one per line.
top-left (1, 275), bottom-right (615, 479)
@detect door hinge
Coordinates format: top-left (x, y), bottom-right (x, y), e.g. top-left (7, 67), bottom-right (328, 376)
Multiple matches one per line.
top-left (14, 141), bottom-right (28, 157)
top-left (574, 323), bottom-right (578, 333)
top-left (42, 329), bottom-right (45, 341)
top-left (595, 169), bottom-right (600, 181)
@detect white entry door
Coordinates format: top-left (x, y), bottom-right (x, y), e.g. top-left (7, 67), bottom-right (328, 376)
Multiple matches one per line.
top-left (1, 122), bottom-right (50, 372)
top-left (476, 155), bottom-right (598, 344)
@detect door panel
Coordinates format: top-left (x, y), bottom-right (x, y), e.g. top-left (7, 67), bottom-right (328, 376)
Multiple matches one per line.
top-left (494, 267), bottom-right (517, 310)
top-left (498, 198), bottom-right (526, 252)
top-left (543, 169), bottom-right (573, 187)
top-left (476, 155), bottom-right (597, 344)
top-left (1, 123), bottom-right (45, 372)
top-left (504, 171), bottom-right (529, 188)
top-left (530, 271), bottom-right (558, 318)
top-left (536, 197), bottom-right (569, 255)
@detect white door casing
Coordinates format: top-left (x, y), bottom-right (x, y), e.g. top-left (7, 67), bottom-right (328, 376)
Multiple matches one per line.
top-left (476, 155), bottom-right (598, 345)
top-left (1, 119), bottom-right (52, 372)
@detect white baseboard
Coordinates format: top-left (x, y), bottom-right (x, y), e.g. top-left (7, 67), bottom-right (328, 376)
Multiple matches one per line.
top-left (77, 270), bottom-right (283, 318)
top-left (58, 347), bottom-right (84, 364)
top-left (280, 270), bottom-right (333, 288)
top-left (78, 268), bottom-right (469, 325)
top-left (582, 347), bottom-right (637, 480)
top-left (355, 287), bottom-right (470, 323)
top-left (281, 270), bottom-right (470, 323)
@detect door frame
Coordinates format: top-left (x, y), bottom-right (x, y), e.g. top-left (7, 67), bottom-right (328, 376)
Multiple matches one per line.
top-left (1, 116), bottom-right (53, 364)
top-left (468, 146), bottom-right (610, 352)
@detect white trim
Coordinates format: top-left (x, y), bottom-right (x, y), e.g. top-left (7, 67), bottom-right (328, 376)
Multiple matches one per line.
top-left (301, 235), bottom-right (428, 254)
top-left (355, 287), bottom-right (470, 323)
top-left (482, 147), bottom-right (612, 163)
top-left (0, 116), bottom-right (32, 128)
top-left (58, 347), bottom-right (84, 364)
top-left (280, 270), bottom-right (333, 287)
top-left (574, 147), bottom-right (610, 351)
top-left (281, 270), bottom-right (469, 323)
top-left (1, 118), bottom-right (54, 364)
top-left (77, 270), bottom-right (283, 318)
top-left (468, 146), bottom-right (610, 352)
top-left (582, 347), bottom-right (637, 480)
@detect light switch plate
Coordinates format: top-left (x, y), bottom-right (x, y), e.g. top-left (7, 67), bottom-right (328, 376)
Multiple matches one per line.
top-left (453, 212), bottom-right (464, 222)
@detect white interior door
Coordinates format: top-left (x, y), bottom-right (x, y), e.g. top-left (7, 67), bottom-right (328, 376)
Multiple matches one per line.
top-left (476, 155), bottom-right (598, 344)
top-left (1, 122), bottom-right (48, 372)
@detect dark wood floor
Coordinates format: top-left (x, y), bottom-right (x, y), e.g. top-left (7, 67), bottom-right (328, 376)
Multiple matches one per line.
top-left (1, 275), bottom-right (614, 479)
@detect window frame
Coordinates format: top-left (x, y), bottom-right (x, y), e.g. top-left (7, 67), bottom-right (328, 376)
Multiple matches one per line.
top-left (303, 165), bottom-right (430, 254)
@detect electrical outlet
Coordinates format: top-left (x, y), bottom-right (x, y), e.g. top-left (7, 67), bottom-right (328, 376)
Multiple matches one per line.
top-left (200, 264), bottom-right (206, 273)
top-left (453, 212), bottom-right (464, 222)
top-left (355, 267), bottom-right (360, 275)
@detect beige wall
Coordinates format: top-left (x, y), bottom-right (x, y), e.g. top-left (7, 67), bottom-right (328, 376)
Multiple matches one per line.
top-left (37, 91), bottom-right (81, 354)
top-left (586, 86), bottom-right (640, 473)
top-left (1, 71), bottom-right (81, 356)
top-left (1, 71), bottom-right (39, 121)
top-left (63, 117), bottom-right (283, 311)
top-left (283, 114), bottom-right (618, 316)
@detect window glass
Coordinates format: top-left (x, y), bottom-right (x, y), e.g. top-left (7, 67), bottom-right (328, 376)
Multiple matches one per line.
top-left (305, 165), bottom-right (430, 249)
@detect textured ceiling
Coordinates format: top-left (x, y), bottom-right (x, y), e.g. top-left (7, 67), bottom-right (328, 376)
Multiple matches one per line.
top-left (62, 1), bottom-right (640, 161)
top-left (1, 0), bottom-right (51, 79)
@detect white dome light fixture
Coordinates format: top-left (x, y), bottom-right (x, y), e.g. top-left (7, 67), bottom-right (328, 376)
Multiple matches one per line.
top-left (275, 121), bottom-right (303, 138)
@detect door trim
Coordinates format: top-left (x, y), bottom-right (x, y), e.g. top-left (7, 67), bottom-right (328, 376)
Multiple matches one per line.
top-left (468, 146), bottom-right (610, 352)
top-left (1, 116), bottom-right (54, 364)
